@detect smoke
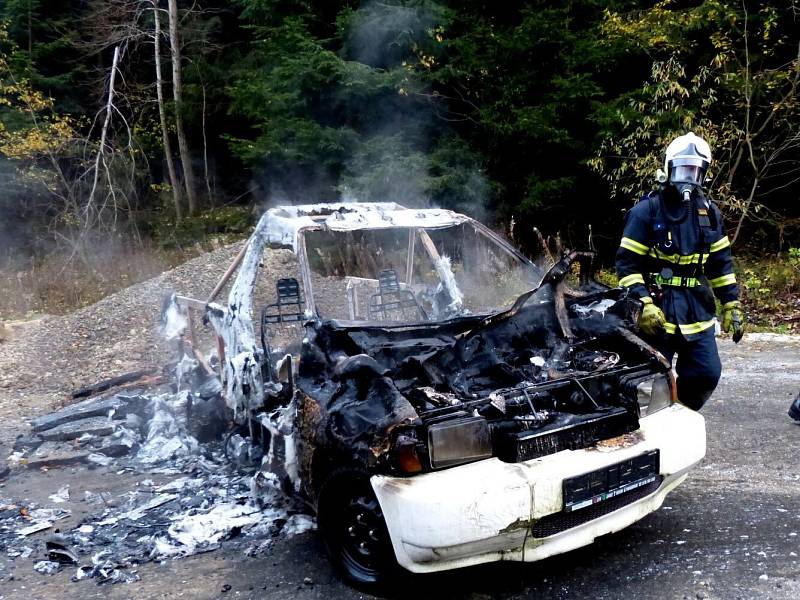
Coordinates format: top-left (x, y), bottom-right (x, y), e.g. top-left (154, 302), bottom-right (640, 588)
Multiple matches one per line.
top-left (335, 0), bottom-right (431, 206)
top-left (337, 134), bottom-right (431, 207)
top-left (249, 1), bottom-right (491, 220)
top-left (0, 156), bottom-right (63, 318)
top-left (335, 1), bottom-right (488, 217)
top-left (0, 156), bottom-right (48, 266)
top-left (343, 2), bottom-right (438, 69)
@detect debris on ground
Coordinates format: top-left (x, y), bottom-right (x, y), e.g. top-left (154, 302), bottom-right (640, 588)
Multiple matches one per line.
top-left (33, 560), bottom-right (62, 575)
top-left (71, 369), bottom-right (158, 400)
top-left (1, 359), bottom-right (314, 587)
top-left (46, 534), bottom-right (79, 564)
top-left (28, 393), bottom-right (146, 433)
top-left (14, 507), bottom-right (71, 536)
top-left (47, 485), bottom-right (70, 504)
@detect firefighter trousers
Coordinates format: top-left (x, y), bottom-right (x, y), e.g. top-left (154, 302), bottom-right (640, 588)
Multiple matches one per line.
top-left (646, 327), bottom-right (722, 411)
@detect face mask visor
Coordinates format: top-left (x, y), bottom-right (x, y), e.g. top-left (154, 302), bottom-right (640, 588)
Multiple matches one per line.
top-left (669, 164), bottom-right (706, 186)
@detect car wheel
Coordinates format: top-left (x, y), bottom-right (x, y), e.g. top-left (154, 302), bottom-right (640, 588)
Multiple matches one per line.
top-left (318, 469), bottom-right (396, 589)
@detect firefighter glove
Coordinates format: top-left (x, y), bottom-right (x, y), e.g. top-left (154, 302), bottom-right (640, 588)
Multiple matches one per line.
top-left (722, 300), bottom-right (745, 343)
top-left (639, 302), bottom-right (666, 337)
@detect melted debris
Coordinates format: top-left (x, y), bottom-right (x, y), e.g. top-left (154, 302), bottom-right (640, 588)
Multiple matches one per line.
top-left (1, 372), bottom-right (314, 586)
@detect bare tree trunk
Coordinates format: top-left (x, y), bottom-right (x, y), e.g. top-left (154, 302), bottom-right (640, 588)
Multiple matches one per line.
top-left (152, 1), bottom-right (183, 221)
top-left (201, 81), bottom-right (213, 205)
top-left (88, 45), bottom-right (121, 211)
top-left (167, 0), bottom-right (198, 215)
top-left (27, 0), bottom-right (33, 54)
top-left (732, 175), bottom-right (759, 246)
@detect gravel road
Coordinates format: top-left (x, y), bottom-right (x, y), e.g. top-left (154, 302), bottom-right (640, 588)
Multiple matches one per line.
top-left (0, 242), bottom-right (245, 444)
top-left (0, 242), bottom-right (300, 447)
top-left (1, 246), bottom-right (798, 599)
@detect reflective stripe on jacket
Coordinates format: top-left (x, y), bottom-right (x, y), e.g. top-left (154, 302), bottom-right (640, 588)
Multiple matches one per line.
top-left (615, 189), bottom-right (739, 338)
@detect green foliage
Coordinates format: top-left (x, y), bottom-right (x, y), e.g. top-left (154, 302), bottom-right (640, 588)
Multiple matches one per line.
top-left (409, 0), bottom-right (641, 239)
top-left (147, 204), bottom-right (255, 248)
top-left (226, 1), bottom-right (444, 202)
top-left (0, 22), bottom-right (83, 256)
top-left (225, 0), bottom-right (650, 243)
top-left (1, 0), bottom-right (799, 306)
top-left (338, 134), bottom-right (430, 203)
top-left (426, 135), bottom-right (493, 215)
top-left (594, 268), bottom-right (620, 288)
top-left (591, 0), bottom-right (800, 245)
top-left (738, 250), bottom-right (800, 327)
top-left (1, 0), bottom-right (87, 113)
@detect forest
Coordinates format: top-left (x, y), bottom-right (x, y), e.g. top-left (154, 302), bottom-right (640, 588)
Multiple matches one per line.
top-left (1, 1), bottom-right (799, 323)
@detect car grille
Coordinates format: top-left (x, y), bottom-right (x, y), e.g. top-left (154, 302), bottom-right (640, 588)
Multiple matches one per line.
top-left (530, 476), bottom-right (663, 538)
top-left (496, 408), bottom-right (639, 463)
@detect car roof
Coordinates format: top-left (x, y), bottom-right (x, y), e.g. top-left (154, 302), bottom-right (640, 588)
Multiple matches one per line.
top-left (257, 202), bottom-right (470, 252)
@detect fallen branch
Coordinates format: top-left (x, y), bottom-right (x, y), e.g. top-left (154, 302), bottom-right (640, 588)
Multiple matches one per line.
top-left (71, 369), bottom-right (157, 399)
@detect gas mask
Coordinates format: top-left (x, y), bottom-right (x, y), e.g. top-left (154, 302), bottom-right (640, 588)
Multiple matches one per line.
top-left (661, 133), bottom-right (712, 223)
top-left (669, 162), bottom-right (707, 202)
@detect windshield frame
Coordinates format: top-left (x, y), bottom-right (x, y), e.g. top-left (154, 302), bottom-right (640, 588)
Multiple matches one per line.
top-left (296, 218), bottom-right (543, 327)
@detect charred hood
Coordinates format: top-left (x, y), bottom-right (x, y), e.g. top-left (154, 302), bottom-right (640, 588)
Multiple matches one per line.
top-left (301, 286), bottom-right (646, 402)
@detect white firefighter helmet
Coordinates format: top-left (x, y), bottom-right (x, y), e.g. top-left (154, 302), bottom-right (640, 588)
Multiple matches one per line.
top-left (664, 132), bottom-right (712, 186)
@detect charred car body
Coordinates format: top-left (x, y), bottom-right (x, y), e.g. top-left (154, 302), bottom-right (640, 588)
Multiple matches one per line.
top-left (167, 203), bottom-right (706, 586)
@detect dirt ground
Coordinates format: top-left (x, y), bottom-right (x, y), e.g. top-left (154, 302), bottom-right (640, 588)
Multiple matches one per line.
top-left (0, 242), bottom-right (300, 446)
top-left (0, 334), bottom-right (797, 600)
top-left (2, 251), bottom-right (799, 600)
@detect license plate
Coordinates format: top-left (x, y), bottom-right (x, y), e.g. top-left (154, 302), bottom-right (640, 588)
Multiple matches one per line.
top-left (563, 450), bottom-right (660, 513)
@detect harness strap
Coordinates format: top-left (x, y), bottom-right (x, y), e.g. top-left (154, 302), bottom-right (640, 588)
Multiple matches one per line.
top-left (650, 273), bottom-right (701, 287)
top-left (692, 193), bottom-right (718, 279)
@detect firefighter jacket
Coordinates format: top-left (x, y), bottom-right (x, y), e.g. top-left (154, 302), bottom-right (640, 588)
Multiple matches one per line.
top-left (615, 186), bottom-right (739, 339)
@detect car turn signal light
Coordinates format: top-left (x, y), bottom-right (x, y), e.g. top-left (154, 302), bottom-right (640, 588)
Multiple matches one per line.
top-left (394, 435), bottom-right (423, 474)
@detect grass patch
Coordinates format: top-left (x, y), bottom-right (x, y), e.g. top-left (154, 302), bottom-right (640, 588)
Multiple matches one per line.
top-left (737, 249), bottom-right (800, 330)
top-left (144, 205), bottom-right (256, 249)
top-left (0, 235), bottom-right (239, 321)
top-left (1, 205), bottom-right (255, 322)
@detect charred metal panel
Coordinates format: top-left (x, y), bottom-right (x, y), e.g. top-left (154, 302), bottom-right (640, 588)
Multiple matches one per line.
top-left (292, 277), bottom-right (664, 496)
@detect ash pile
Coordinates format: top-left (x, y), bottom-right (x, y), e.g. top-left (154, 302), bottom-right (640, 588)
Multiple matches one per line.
top-left (1, 359), bottom-right (313, 586)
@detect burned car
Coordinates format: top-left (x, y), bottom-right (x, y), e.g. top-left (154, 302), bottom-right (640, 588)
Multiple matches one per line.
top-left (167, 203), bottom-right (706, 587)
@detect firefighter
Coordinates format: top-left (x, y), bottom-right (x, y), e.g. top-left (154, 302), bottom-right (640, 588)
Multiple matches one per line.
top-left (615, 132), bottom-right (744, 410)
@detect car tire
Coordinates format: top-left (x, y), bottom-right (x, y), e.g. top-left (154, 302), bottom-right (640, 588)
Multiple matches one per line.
top-left (317, 468), bottom-right (397, 590)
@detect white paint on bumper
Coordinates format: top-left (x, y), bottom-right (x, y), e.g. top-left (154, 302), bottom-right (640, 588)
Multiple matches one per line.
top-left (371, 404), bottom-right (705, 573)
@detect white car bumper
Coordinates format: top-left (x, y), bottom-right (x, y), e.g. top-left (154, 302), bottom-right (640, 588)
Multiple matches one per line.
top-left (371, 404), bottom-right (705, 573)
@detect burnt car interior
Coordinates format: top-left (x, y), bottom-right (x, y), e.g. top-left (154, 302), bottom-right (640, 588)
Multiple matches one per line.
top-left (260, 278), bottom-right (304, 350)
top-left (368, 269), bottom-right (426, 322)
top-left (301, 223), bottom-right (538, 324)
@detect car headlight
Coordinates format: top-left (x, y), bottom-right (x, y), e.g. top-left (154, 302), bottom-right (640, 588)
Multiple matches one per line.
top-left (636, 373), bottom-right (675, 417)
top-left (427, 416), bottom-right (492, 469)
